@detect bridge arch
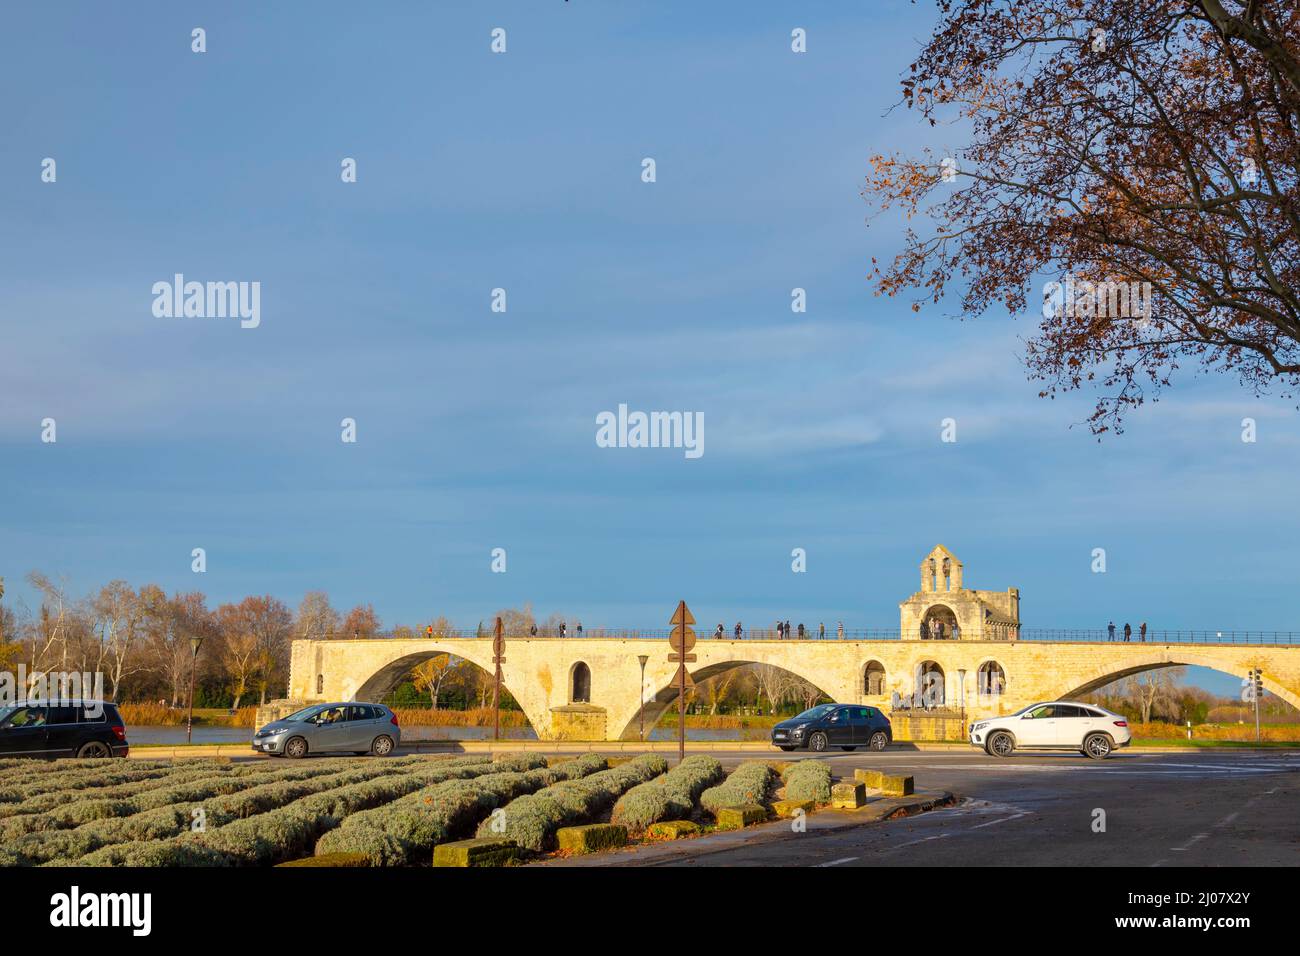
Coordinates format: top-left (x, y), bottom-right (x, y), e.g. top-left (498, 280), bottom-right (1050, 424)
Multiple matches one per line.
top-left (351, 646), bottom-right (540, 733)
top-left (614, 659), bottom-right (835, 742)
top-left (1053, 651), bottom-right (1300, 713)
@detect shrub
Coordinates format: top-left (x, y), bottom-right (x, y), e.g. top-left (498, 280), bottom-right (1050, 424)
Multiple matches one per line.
top-left (73, 756), bottom-right (504, 867)
top-left (781, 761), bottom-right (832, 803)
top-left (610, 755), bottom-right (724, 832)
top-left (314, 754), bottom-right (601, 866)
top-left (477, 754), bottom-right (667, 853)
top-left (19, 756), bottom-right (482, 866)
top-left (0, 760), bottom-right (354, 837)
top-left (700, 761), bottom-right (776, 815)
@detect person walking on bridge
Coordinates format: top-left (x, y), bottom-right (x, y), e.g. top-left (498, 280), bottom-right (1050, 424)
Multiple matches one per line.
top-left (819, 622), bottom-right (826, 640)
top-left (797, 622), bottom-right (806, 639)
top-left (1107, 621), bottom-right (1116, 641)
top-left (837, 620), bottom-right (845, 639)
top-left (1123, 622), bottom-right (1132, 642)
top-left (715, 623), bottom-right (724, 639)
top-left (1139, 621), bottom-right (1147, 642)
top-left (776, 620), bottom-right (785, 639)
top-left (734, 621), bottom-right (742, 639)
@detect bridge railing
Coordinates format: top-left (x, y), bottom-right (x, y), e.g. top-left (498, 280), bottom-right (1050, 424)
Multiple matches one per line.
top-left (341, 627), bottom-right (1300, 645)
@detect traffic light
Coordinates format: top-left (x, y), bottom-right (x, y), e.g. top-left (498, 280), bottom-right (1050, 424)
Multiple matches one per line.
top-left (1254, 669), bottom-right (1264, 697)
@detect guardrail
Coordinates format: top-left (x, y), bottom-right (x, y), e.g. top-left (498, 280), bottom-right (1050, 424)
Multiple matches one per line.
top-left (334, 627), bottom-right (1300, 646)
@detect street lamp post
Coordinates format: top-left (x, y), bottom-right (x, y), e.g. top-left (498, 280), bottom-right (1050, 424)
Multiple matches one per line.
top-left (637, 655), bottom-right (649, 742)
top-left (957, 668), bottom-right (967, 739)
top-left (186, 635), bottom-right (204, 745)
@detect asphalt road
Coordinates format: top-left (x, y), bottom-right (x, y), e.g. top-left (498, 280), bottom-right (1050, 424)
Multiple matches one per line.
top-left (592, 749), bottom-right (1300, 866)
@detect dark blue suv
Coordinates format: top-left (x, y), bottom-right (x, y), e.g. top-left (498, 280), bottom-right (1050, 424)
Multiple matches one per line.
top-left (771, 703), bottom-right (892, 752)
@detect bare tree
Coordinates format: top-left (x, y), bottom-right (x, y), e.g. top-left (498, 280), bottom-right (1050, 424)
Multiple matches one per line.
top-left (296, 591), bottom-right (340, 641)
top-left (93, 581), bottom-right (144, 700)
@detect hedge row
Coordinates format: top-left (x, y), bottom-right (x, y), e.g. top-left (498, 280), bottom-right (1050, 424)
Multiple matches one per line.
top-left (0, 762), bottom-right (244, 822)
top-left (476, 754), bottom-right (669, 853)
top-left (700, 761), bottom-right (777, 815)
top-left (72, 755), bottom-right (530, 867)
top-left (780, 761), bottom-right (833, 803)
top-left (314, 755), bottom-right (600, 865)
top-left (4, 756), bottom-right (460, 865)
top-left (609, 755), bottom-right (725, 833)
top-left (0, 761), bottom-right (182, 806)
top-left (0, 759), bottom-right (353, 837)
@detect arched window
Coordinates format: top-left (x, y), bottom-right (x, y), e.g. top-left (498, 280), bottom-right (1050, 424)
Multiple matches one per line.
top-left (864, 661), bottom-right (886, 696)
top-left (570, 662), bottom-right (591, 703)
top-left (922, 605), bottom-right (958, 640)
top-left (978, 661), bottom-right (1005, 696)
top-left (915, 660), bottom-right (946, 708)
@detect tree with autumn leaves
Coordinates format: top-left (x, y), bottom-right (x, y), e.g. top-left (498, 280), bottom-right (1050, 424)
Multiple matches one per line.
top-left (863, 0), bottom-right (1300, 433)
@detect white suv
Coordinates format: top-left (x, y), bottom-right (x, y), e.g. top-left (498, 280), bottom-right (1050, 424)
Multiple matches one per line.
top-left (970, 702), bottom-right (1131, 759)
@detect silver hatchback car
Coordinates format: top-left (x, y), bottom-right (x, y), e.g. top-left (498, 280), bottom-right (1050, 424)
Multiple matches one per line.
top-left (253, 702), bottom-right (400, 758)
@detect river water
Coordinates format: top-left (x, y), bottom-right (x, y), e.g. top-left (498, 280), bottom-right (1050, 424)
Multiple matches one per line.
top-left (128, 725), bottom-right (770, 745)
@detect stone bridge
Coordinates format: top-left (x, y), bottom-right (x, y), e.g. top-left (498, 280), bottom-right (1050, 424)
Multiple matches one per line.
top-left (281, 635), bottom-right (1300, 741)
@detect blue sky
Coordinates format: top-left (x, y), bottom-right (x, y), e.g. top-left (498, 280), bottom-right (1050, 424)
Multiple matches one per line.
top-left (2, 2), bottom-right (1296, 697)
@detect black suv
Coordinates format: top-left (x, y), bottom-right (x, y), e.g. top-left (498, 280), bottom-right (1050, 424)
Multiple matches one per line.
top-left (771, 703), bottom-right (892, 752)
top-left (0, 701), bottom-right (129, 758)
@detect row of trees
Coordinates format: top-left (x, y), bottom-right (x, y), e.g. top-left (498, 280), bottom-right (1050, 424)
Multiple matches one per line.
top-left (0, 573), bottom-right (385, 708)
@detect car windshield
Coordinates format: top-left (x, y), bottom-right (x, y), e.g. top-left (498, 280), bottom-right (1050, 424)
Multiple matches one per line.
top-left (792, 704), bottom-right (837, 721)
top-left (282, 705), bottom-right (326, 722)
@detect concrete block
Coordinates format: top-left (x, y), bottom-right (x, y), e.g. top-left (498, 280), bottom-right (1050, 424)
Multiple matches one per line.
top-left (855, 768), bottom-right (884, 788)
top-left (432, 837), bottom-right (519, 867)
top-left (831, 781), bottom-right (866, 809)
top-left (715, 804), bottom-right (767, 829)
top-left (880, 774), bottom-right (915, 796)
top-left (772, 798), bottom-right (815, 818)
top-left (645, 820), bottom-right (700, 840)
top-left (555, 823), bottom-right (628, 854)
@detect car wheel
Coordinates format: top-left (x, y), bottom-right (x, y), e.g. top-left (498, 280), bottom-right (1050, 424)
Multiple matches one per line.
top-left (778, 746), bottom-right (796, 752)
top-left (1083, 733), bottom-right (1113, 759)
top-left (868, 731), bottom-right (889, 752)
top-left (987, 731), bottom-right (1015, 757)
top-left (809, 732), bottom-right (829, 753)
top-left (370, 735), bottom-right (395, 756)
top-left (284, 736), bottom-right (308, 759)
top-left (76, 741), bottom-right (111, 758)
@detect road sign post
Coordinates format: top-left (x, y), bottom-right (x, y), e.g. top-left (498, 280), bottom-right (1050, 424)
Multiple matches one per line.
top-left (668, 600), bottom-right (697, 763)
top-left (493, 616), bottom-right (505, 742)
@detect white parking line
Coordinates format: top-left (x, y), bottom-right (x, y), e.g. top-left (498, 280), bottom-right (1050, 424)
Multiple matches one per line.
top-left (817, 857), bottom-right (858, 867)
top-left (970, 812), bottom-right (1030, 829)
top-left (1170, 833), bottom-right (1208, 852)
top-left (892, 833), bottom-right (950, 849)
